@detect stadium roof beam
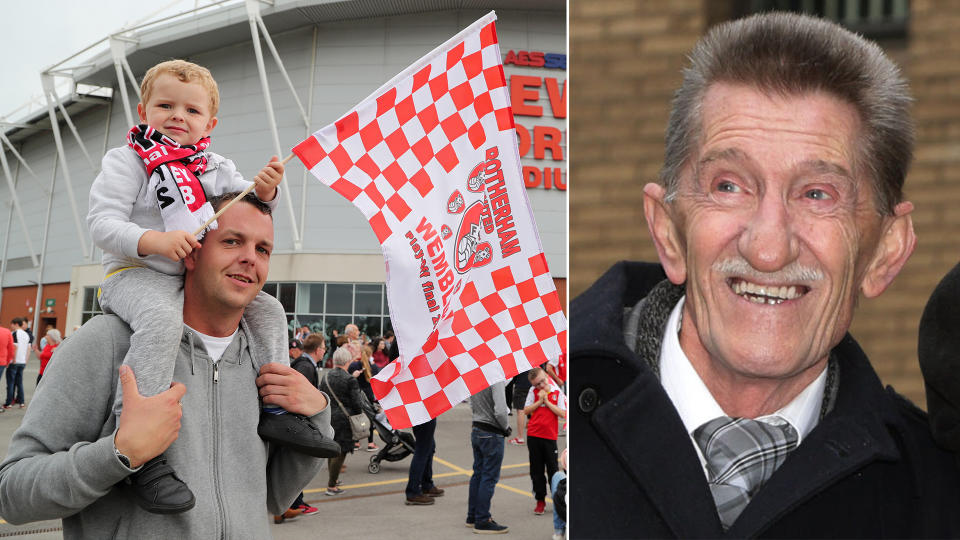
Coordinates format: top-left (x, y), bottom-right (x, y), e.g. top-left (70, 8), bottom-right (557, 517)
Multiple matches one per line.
top-left (0, 141), bottom-right (39, 268)
top-left (299, 25), bottom-right (319, 243)
top-left (0, 133), bottom-right (51, 198)
top-left (54, 100), bottom-right (97, 172)
top-left (246, 0), bottom-right (302, 249)
top-left (40, 73), bottom-right (91, 261)
top-left (110, 36), bottom-right (142, 129)
top-left (30, 153), bottom-right (59, 335)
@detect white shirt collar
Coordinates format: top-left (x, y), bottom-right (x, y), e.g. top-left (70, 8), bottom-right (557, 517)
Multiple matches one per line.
top-left (658, 296), bottom-right (827, 471)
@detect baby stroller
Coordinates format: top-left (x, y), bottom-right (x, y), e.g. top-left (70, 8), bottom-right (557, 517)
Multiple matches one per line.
top-left (365, 403), bottom-right (416, 473)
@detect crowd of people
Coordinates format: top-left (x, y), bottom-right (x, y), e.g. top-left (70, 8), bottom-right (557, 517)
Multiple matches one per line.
top-left (0, 317), bottom-right (63, 410)
top-left (280, 322), bottom-right (568, 538)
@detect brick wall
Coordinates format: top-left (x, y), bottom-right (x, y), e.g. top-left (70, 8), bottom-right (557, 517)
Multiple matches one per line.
top-left (571, 0), bottom-right (960, 406)
top-left (571, 1), bottom-right (699, 293)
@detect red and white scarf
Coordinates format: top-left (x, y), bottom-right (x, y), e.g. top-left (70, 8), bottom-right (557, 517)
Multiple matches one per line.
top-left (127, 124), bottom-right (216, 237)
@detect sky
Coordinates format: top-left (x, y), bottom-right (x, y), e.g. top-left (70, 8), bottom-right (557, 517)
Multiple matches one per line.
top-left (1, 1), bottom-right (215, 122)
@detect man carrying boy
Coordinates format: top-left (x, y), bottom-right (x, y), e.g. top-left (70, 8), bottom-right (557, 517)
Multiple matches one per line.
top-left (86, 59), bottom-right (337, 512)
top-left (0, 193), bottom-right (331, 538)
top-left (522, 366), bottom-right (566, 516)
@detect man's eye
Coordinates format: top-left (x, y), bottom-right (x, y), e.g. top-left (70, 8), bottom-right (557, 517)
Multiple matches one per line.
top-left (716, 180), bottom-right (741, 193)
top-left (257, 247), bottom-right (270, 255)
top-left (223, 238), bottom-right (238, 245)
top-left (805, 189), bottom-right (832, 201)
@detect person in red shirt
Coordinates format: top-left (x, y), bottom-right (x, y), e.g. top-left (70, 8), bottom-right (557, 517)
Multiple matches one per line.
top-left (371, 337), bottom-right (390, 369)
top-left (37, 329), bottom-right (62, 385)
top-left (521, 367), bottom-right (567, 516)
top-left (0, 326), bottom-right (14, 414)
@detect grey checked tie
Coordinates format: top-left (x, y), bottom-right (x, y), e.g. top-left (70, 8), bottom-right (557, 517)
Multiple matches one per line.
top-left (694, 416), bottom-right (799, 530)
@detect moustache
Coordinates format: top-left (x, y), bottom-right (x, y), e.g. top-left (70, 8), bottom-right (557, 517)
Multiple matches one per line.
top-left (712, 258), bottom-right (824, 283)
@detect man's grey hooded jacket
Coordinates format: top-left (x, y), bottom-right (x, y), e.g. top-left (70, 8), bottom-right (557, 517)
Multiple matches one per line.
top-left (0, 315), bottom-right (331, 539)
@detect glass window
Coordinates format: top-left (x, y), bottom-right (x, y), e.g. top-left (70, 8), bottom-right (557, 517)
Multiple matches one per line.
top-left (261, 282), bottom-right (278, 298)
top-left (326, 284), bottom-right (353, 314)
top-left (292, 314), bottom-right (326, 337)
top-left (383, 317), bottom-right (393, 336)
top-left (355, 284), bottom-right (382, 314)
top-left (354, 315), bottom-right (382, 340)
top-left (278, 283), bottom-right (297, 313)
top-left (81, 287), bottom-right (103, 326)
top-left (296, 283), bottom-right (325, 314)
top-left (324, 314), bottom-right (353, 339)
top-left (266, 280), bottom-right (393, 343)
top-left (726, 0), bottom-right (908, 39)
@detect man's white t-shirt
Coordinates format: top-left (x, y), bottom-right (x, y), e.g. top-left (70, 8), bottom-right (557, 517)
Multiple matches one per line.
top-left (12, 329), bottom-right (29, 365)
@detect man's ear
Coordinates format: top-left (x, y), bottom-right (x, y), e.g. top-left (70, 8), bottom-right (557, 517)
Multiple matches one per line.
top-left (861, 201), bottom-right (916, 298)
top-left (643, 182), bottom-right (687, 285)
top-left (183, 248), bottom-right (198, 273)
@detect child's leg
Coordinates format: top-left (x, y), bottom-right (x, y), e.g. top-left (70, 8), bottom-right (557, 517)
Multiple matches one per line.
top-left (98, 267), bottom-right (194, 514)
top-left (244, 291), bottom-right (289, 413)
top-left (247, 291), bottom-right (342, 458)
top-left (528, 436), bottom-right (548, 501)
top-left (545, 439), bottom-right (559, 495)
top-left (99, 268), bottom-right (184, 418)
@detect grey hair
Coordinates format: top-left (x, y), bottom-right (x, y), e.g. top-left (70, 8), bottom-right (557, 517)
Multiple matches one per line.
top-left (45, 328), bottom-right (62, 345)
top-left (332, 347), bottom-right (353, 367)
top-left (661, 12), bottom-right (913, 215)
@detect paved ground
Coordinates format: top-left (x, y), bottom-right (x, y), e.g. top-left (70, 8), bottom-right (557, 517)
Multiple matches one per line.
top-left (0, 357), bottom-right (566, 539)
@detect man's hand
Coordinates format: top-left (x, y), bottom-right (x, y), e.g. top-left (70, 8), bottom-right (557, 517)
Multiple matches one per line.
top-left (138, 230), bottom-right (201, 261)
top-left (256, 362), bottom-right (328, 416)
top-left (114, 366), bottom-right (186, 468)
top-left (252, 156), bottom-right (284, 202)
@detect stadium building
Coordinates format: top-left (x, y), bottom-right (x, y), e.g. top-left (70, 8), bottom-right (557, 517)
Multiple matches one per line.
top-left (0, 0), bottom-right (566, 342)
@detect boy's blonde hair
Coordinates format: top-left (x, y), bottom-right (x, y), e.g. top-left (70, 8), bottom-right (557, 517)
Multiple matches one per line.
top-left (140, 59), bottom-right (220, 116)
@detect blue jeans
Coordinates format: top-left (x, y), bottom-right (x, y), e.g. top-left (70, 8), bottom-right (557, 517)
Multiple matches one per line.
top-left (551, 470), bottom-right (566, 533)
top-left (4, 364), bottom-right (24, 406)
top-left (406, 418), bottom-right (437, 497)
top-left (467, 427), bottom-right (505, 523)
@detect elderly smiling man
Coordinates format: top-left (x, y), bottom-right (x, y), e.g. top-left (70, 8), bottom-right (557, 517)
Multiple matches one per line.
top-left (570, 12), bottom-right (960, 538)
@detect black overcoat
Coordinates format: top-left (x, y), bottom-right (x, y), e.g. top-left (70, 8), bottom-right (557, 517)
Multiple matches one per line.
top-left (570, 261), bottom-right (960, 538)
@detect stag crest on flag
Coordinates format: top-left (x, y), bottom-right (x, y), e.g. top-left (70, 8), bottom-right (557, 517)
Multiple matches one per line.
top-left (293, 11), bottom-right (566, 428)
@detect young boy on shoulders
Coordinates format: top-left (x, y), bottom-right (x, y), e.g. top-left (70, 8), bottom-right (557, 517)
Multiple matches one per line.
top-left (87, 59), bottom-right (338, 515)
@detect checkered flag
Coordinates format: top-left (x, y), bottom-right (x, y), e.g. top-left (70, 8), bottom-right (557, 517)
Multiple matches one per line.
top-left (293, 11), bottom-right (566, 428)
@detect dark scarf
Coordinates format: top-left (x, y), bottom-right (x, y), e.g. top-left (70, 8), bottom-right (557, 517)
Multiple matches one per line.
top-left (622, 280), bottom-right (839, 419)
top-left (127, 124), bottom-right (216, 236)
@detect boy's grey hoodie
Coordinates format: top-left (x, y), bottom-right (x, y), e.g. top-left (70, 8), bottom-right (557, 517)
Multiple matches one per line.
top-left (88, 146), bottom-right (279, 276)
top-left (0, 315), bottom-right (329, 539)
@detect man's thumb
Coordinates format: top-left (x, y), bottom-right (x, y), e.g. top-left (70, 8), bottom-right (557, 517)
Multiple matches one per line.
top-left (119, 365), bottom-right (141, 400)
